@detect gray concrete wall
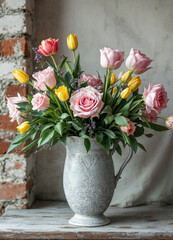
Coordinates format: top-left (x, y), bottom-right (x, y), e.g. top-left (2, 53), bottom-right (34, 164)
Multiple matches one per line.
top-left (34, 0), bottom-right (173, 203)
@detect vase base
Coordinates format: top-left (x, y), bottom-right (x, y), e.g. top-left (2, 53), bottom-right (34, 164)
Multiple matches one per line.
top-left (69, 213), bottom-right (110, 227)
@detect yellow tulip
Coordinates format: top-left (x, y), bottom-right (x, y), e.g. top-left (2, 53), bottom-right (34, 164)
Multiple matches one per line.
top-left (121, 87), bottom-right (132, 99)
top-left (13, 70), bottom-right (29, 83)
top-left (128, 76), bottom-right (141, 91)
top-left (112, 88), bottom-right (117, 94)
top-left (121, 71), bottom-right (132, 83)
top-left (17, 121), bottom-right (30, 134)
top-left (55, 86), bottom-right (69, 102)
top-left (67, 34), bottom-right (78, 51)
top-left (110, 74), bottom-right (116, 85)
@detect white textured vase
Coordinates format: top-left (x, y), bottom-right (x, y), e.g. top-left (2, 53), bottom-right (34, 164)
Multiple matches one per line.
top-left (63, 136), bottom-right (133, 227)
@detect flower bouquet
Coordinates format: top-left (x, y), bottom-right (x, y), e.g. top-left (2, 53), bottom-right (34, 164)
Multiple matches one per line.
top-left (6, 34), bottom-right (173, 227)
top-left (7, 34), bottom-right (172, 154)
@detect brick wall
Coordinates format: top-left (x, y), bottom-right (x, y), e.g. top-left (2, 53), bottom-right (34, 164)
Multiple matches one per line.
top-left (0, 0), bottom-right (35, 215)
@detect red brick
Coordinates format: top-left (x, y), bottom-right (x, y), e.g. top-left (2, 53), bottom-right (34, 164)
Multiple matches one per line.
top-left (0, 182), bottom-right (26, 200)
top-left (0, 205), bottom-right (2, 216)
top-left (27, 178), bottom-right (34, 194)
top-left (0, 114), bottom-right (18, 132)
top-left (1, 38), bottom-right (30, 57)
top-left (0, 137), bottom-right (26, 154)
top-left (6, 85), bottom-right (27, 98)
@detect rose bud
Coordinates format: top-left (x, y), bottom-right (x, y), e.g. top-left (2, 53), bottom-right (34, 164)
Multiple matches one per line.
top-left (31, 93), bottom-right (50, 111)
top-left (120, 118), bottom-right (136, 136)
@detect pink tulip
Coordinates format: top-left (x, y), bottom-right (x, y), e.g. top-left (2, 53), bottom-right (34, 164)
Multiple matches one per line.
top-left (100, 47), bottom-right (124, 70)
top-left (79, 74), bottom-right (103, 93)
top-left (38, 38), bottom-right (59, 56)
top-left (31, 93), bottom-right (50, 111)
top-left (143, 83), bottom-right (169, 114)
top-left (118, 71), bottom-right (124, 79)
top-left (32, 67), bottom-right (56, 91)
top-left (126, 48), bottom-right (153, 74)
top-left (166, 116), bottom-right (173, 130)
top-left (120, 118), bottom-right (136, 136)
top-left (70, 86), bottom-right (104, 118)
top-left (6, 93), bottom-right (28, 124)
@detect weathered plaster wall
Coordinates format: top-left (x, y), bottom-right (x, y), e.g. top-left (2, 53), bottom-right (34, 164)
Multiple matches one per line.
top-left (0, 0), bottom-right (35, 215)
top-left (34, 0), bottom-right (173, 203)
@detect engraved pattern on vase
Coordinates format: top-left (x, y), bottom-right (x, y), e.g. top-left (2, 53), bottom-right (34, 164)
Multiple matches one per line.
top-left (63, 137), bottom-right (115, 216)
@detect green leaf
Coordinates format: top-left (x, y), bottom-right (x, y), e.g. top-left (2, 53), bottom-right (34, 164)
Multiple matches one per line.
top-left (58, 56), bottom-right (67, 70)
top-left (119, 99), bottom-right (133, 113)
top-left (41, 124), bottom-right (54, 133)
top-left (13, 129), bottom-right (34, 144)
top-left (55, 122), bottom-right (63, 135)
top-left (16, 102), bottom-right (29, 108)
top-left (65, 61), bottom-right (73, 75)
top-left (69, 121), bottom-right (82, 131)
top-left (21, 139), bottom-right (38, 151)
top-left (145, 133), bottom-right (153, 138)
top-left (115, 116), bottom-right (129, 126)
top-left (73, 54), bottom-right (81, 78)
top-left (104, 115), bottom-right (114, 125)
top-left (134, 126), bottom-right (144, 137)
top-left (104, 129), bottom-right (116, 139)
top-left (101, 105), bottom-right (112, 115)
top-left (49, 138), bottom-right (59, 149)
top-left (38, 129), bottom-right (55, 147)
top-left (95, 132), bottom-right (103, 144)
top-left (84, 138), bottom-right (91, 152)
top-left (59, 135), bottom-right (66, 145)
top-left (129, 135), bottom-right (138, 153)
top-left (30, 118), bottom-right (48, 126)
top-left (121, 131), bottom-right (131, 145)
top-left (30, 110), bottom-right (44, 117)
top-left (7, 134), bottom-right (24, 153)
top-left (100, 135), bottom-right (111, 154)
top-left (60, 113), bottom-right (70, 119)
top-left (27, 95), bottom-right (33, 101)
top-left (114, 141), bottom-right (122, 155)
top-left (138, 142), bottom-right (147, 152)
top-left (30, 131), bottom-right (38, 141)
top-left (79, 131), bottom-right (90, 139)
top-left (42, 110), bottom-right (55, 116)
top-left (142, 122), bottom-right (169, 131)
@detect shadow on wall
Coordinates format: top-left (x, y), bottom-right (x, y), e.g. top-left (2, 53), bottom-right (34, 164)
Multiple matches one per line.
top-left (35, 143), bottom-right (66, 201)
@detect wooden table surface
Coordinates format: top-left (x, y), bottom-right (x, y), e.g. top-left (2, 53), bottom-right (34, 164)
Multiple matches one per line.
top-left (0, 201), bottom-right (173, 240)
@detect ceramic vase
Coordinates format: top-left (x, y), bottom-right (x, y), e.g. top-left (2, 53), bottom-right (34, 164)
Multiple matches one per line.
top-left (63, 136), bottom-right (133, 227)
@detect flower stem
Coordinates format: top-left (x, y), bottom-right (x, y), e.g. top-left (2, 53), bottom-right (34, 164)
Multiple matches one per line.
top-left (65, 101), bottom-right (73, 120)
top-left (157, 116), bottom-right (166, 121)
top-left (54, 95), bottom-right (63, 114)
top-left (28, 81), bottom-right (34, 87)
top-left (51, 55), bottom-right (58, 70)
top-left (103, 68), bottom-right (110, 102)
top-left (130, 99), bottom-right (144, 111)
top-left (72, 50), bottom-right (76, 63)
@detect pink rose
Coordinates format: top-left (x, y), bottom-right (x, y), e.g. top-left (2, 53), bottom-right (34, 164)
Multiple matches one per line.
top-left (100, 47), bottom-right (124, 70)
top-left (144, 110), bottom-right (158, 122)
top-left (6, 93), bottom-right (28, 125)
top-left (120, 118), bottom-right (136, 136)
top-left (70, 86), bottom-right (104, 118)
top-left (166, 116), bottom-right (173, 130)
top-left (143, 83), bottom-right (169, 114)
top-left (33, 67), bottom-right (56, 91)
top-left (38, 38), bottom-right (59, 56)
top-left (126, 48), bottom-right (153, 74)
top-left (31, 93), bottom-right (50, 111)
top-left (79, 74), bottom-right (103, 93)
